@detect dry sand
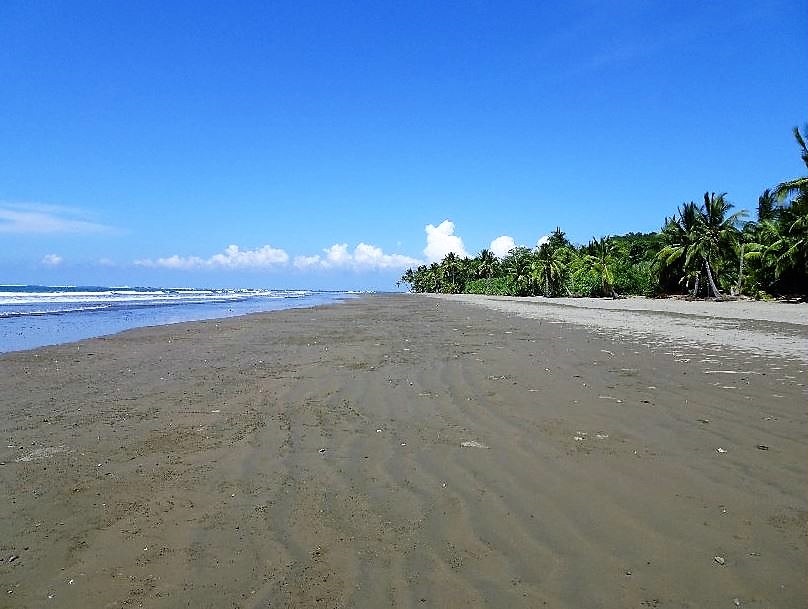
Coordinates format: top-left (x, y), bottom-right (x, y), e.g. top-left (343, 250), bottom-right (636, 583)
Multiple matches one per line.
top-left (432, 294), bottom-right (808, 362)
top-left (0, 294), bottom-right (805, 608)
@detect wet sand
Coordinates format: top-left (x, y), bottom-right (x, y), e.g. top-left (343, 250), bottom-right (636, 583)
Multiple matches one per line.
top-left (0, 294), bottom-right (806, 608)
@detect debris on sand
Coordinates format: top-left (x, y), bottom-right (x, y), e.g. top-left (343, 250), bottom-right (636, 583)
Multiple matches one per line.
top-left (15, 446), bottom-right (69, 462)
top-left (460, 440), bottom-right (488, 449)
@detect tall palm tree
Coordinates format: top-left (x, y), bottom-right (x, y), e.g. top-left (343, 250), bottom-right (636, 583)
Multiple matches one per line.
top-left (770, 125), bottom-right (808, 288)
top-left (688, 193), bottom-right (745, 298)
top-left (427, 262), bottom-right (442, 292)
top-left (657, 202), bottom-right (703, 295)
top-left (530, 243), bottom-right (566, 296)
top-left (440, 252), bottom-right (465, 293)
top-left (504, 247), bottom-right (533, 296)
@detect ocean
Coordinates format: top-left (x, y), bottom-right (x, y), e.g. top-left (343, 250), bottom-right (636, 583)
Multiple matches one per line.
top-left (0, 285), bottom-right (355, 353)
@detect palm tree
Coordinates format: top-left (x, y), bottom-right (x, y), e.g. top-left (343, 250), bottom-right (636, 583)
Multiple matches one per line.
top-left (688, 193), bottom-right (745, 298)
top-left (530, 243), bottom-right (566, 296)
top-left (657, 202), bottom-right (703, 295)
top-left (773, 125), bottom-right (808, 205)
top-left (476, 249), bottom-right (498, 279)
top-left (427, 262), bottom-right (442, 292)
top-left (504, 247), bottom-right (534, 296)
top-left (547, 227), bottom-right (570, 250)
top-left (578, 237), bottom-right (618, 298)
top-left (768, 125), bottom-right (808, 290)
top-left (440, 252), bottom-right (468, 293)
top-left (757, 189), bottom-right (778, 222)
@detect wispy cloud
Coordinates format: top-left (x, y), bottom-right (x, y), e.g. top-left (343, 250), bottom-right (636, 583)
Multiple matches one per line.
top-left (294, 243), bottom-right (420, 271)
top-left (0, 202), bottom-right (112, 234)
top-left (135, 244), bottom-right (289, 270)
top-left (40, 253), bottom-right (63, 266)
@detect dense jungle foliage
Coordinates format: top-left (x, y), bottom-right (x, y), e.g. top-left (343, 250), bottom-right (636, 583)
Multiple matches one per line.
top-left (401, 126), bottom-right (808, 299)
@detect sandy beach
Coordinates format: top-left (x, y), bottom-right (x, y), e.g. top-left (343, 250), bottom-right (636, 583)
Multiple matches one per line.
top-left (0, 294), bottom-right (806, 608)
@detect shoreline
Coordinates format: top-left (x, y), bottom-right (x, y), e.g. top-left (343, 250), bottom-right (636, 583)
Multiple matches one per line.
top-left (0, 291), bottom-right (354, 355)
top-left (1, 294), bottom-right (805, 608)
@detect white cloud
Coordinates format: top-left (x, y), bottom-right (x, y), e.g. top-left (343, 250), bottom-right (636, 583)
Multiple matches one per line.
top-left (423, 220), bottom-right (468, 263)
top-left (490, 235), bottom-right (516, 258)
top-left (136, 244), bottom-right (289, 270)
top-left (293, 254), bottom-right (322, 269)
top-left (323, 243), bottom-right (353, 267)
top-left (294, 242), bottom-right (419, 271)
top-left (536, 234), bottom-right (550, 248)
top-left (41, 253), bottom-right (63, 266)
top-left (0, 202), bottom-right (111, 234)
top-left (209, 244), bottom-right (289, 268)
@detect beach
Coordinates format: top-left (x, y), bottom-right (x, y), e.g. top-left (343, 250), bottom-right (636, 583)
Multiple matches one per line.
top-left (0, 294), bottom-right (806, 608)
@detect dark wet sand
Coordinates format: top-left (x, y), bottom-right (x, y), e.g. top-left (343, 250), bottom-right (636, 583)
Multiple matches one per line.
top-left (0, 294), bottom-right (805, 608)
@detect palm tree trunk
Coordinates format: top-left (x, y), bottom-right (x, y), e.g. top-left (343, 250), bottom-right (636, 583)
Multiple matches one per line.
top-left (692, 274), bottom-right (700, 297)
top-left (704, 257), bottom-right (722, 299)
top-left (736, 244), bottom-right (745, 295)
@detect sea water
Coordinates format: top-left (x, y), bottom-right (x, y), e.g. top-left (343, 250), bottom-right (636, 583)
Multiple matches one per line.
top-left (0, 285), bottom-right (355, 353)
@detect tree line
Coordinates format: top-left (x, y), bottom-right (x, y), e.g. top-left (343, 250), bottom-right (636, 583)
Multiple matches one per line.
top-left (401, 126), bottom-right (808, 299)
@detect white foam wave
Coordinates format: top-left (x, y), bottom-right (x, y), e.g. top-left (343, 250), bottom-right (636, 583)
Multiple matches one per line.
top-left (0, 288), bottom-right (313, 312)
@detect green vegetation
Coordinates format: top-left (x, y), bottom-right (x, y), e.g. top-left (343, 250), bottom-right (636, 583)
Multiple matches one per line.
top-left (401, 126), bottom-right (808, 299)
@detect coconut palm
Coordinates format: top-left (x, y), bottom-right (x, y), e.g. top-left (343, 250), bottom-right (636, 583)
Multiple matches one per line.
top-left (577, 237), bottom-right (618, 298)
top-left (773, 125), bottom-right (808, 204)
top-left (757, 189), bottom-right (778, 222)
top-left (688, 193), bottom-right (745, 298)
top-left (769, 125), bottom-right (808, 288)
top-left (503, 247), bottom-right (534, 296)
top-left (530, 243), bottom-right (566, 296)
top-left (475, 248), bottom-right (499, 279)
top-left (656, 202), bottom-right (703, 295)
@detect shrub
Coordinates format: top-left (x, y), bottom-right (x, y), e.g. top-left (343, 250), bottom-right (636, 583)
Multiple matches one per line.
top-left (464, 277), bottom-right (517, 295)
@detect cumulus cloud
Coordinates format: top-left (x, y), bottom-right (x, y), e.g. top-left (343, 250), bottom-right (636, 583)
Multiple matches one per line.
top-left (0, 202), bottom-right (111, 234)
top-left (294, 243), bottom-right (419, 271)
top-left (136, 242), bottom-right (417, 273)
top-left (136, 244), bottom-right (289, 270)
top-left (41, 253), bottom-right (63, 266)
top-left (490, 235), bottom-right (516, 258)
top-left (423, 220), bottom-right (468, 263)
top-left (536, 234), bottom-right (550, 248)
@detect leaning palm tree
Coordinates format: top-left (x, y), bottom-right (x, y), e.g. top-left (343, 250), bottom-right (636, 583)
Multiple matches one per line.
top-left (687, 193), bottom-right (745, 298)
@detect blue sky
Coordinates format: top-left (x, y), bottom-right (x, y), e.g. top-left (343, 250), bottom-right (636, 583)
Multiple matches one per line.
top-left (1, 0), bottom-right (806, 290)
